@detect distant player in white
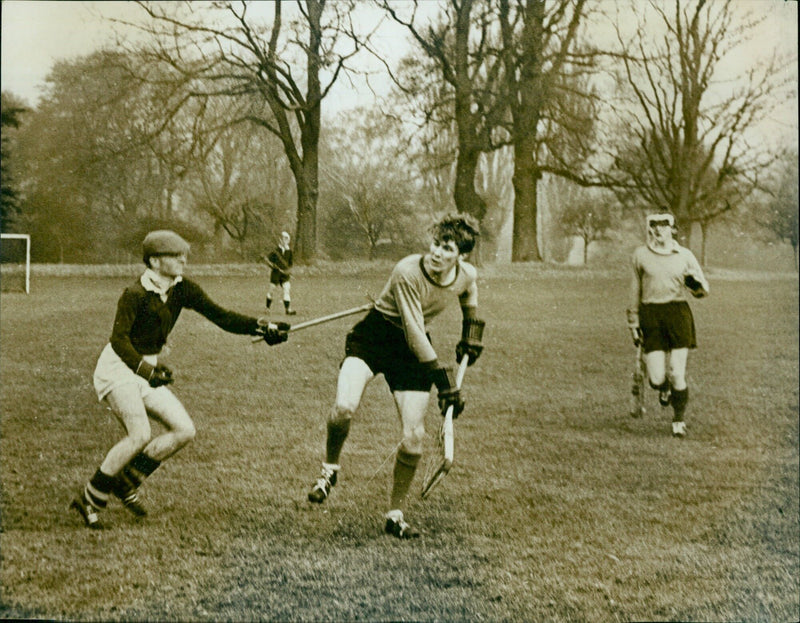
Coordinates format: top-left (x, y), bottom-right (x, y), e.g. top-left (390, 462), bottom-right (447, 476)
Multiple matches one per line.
top-left (306, 214), bottom-right (485, 538)
top-left (627, 212), bottom-right (709, 437)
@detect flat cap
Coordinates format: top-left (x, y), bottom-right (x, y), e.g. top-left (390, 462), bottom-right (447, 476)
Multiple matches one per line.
top-left (142, 230), bottom-right (190, 258)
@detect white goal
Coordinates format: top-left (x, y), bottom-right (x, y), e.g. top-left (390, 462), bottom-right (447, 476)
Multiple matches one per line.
top-left (0, 233), bottom-right (31, 293)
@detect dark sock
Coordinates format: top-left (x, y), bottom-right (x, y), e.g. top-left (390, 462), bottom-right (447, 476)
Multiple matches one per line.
top-left (85, 469), bottom-right (115, 509)
top-left (671, 388), bottom-right (688, 422)
top-left (325, 419), bottom-right (351, 465)
top-left (122, 452), bottom-right (162, 487)
top-left (266, 297), bottom-right (272, 308)
top-left (390, 447), bottom-right (421, 509)
top-left (284, 300), bottom-right (291, 312)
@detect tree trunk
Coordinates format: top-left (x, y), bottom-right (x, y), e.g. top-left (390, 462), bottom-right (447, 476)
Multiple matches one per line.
top-left (511, 151), bottom-right (541, 262)
top-left (583, 236), bottom-right (589, 265)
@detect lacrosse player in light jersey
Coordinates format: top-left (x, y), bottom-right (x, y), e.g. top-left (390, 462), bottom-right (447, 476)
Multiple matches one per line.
top-left (306, 214), bottom-right (486, 539)
top-left (627, 212), bottom-right (709, 438)
top-left (70, 230), bottom-right (290, 529)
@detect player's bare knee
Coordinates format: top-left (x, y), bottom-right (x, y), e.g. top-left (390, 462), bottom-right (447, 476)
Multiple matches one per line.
top-left (329, 403), bottom-right (354, 424)
top-left (402, 428), bottom-right (425, 454)
top-left (175, 424), bottom-right (196, 447)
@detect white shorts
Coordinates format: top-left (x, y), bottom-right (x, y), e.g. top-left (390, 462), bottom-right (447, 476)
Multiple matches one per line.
top-left (93, 343), bottom-right (159, 402)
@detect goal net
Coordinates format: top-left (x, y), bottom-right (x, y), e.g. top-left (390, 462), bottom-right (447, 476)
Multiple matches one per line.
top-left (1, 234), bottom-right (31, 293)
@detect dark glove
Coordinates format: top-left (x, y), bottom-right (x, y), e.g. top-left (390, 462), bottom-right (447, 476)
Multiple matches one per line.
top-left (137, 361), bottom-right (174, 387)
top-left (456, 318), bottom-right (485, 366)
top-left (256, 320), bottom-right (290, 345)
top-left (629, 326), bottom-right (643, 346)
top-left (429, 364), bottom-right (465, 418)
top-left (684, 274), bottom-right (706, 298)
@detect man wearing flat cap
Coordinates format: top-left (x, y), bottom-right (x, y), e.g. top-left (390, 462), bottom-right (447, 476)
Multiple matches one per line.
top-left (626, 211), bottom-right (709, 438)
top-left (70, 230), bottom-right (289, 529)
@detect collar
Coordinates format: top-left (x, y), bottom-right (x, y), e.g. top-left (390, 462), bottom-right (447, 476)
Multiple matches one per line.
top-left (141, 268), bottom-right (182, 302)
top-left (646, 239), bottom-right (679, 256)
top-left (419, 255), bottom-right (459, 288)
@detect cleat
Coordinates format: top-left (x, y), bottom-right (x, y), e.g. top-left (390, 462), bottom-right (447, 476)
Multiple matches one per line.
top-left (308, 467), bottom-right (337, 504)
top-left (70, 495), bottom-right (104, 529)
top-left (384, 514), bottom-right (420, 540)
top-left (114, 490), bottom-right (147, 517)
top-left (672, 421), bottom-right (687, 438)
top-left (285, 310), bottom-right (297, 316)
top-left (659, 386), bottom-right (672, 406)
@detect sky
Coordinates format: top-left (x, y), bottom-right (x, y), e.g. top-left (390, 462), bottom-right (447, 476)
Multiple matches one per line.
top-left (1, 0), bottom-right (797, 129)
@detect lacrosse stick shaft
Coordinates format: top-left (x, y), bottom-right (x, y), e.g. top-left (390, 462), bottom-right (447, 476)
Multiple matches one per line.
top-left (251, 302), bottom-right (374, 342)
top-left (420, 355), bottom-right (469, 499)
top-left (629, 343), bottom-right (645, 417)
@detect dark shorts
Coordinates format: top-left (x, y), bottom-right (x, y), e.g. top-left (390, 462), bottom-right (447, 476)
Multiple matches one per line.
top-left (639, 301), bottom-right (697, 353)
top-left (270, 271), bottom-right (289, 286)
top-left (344, 309), bottom-right (433, 392)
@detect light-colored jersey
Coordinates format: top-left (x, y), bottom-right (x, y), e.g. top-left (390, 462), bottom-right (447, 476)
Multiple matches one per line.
top-left (373, 254), bottom-right (478, 363)
top-left (628, 242), bottom-right (709, 320)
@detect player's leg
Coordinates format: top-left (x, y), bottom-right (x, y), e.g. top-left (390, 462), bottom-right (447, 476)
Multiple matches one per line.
top-left (640, 304), bottom-right (672, 405)
top-left (113, 388), bottom-right (195, 516)
top-left (667, 347), bottom-right (689, 436)
top-left (308, 357), bottom-right (373, 503)
top-left (282, 280), bottom-right (296, 315)
top-left (384, 390), bottom-right (428, 539)
top-left (665, 302), bottom-right (696, 437)
top-left (266, 280), bottom-right (279, 310)
top-left (71, 384), bottom-right (152, 528)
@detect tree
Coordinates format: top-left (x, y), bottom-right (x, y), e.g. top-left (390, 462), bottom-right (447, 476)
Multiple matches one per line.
top-left (498, 0), bottom-right (594, 262)
top-left (605, 0), bottom-right (794, 256)
top-left (320, 106), bottom-right (424, 259)
top-left (759, 150), bottom-right (799, 271)
top-left (557, 192), bottom-right (613, 265)
top-left (0, 92), bottom-right (28, 232)
top-left (381, 0), bottom-right (507, 234)
top-left (126, 0), bottom-right (362, 263)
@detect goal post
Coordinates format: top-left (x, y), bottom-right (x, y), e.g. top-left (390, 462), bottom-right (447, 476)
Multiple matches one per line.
top-left (0, 233), bottom-right (31, 293)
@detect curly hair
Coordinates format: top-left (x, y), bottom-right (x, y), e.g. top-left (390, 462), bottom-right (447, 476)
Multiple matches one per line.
top-left (431, 213), bottom-right (480, 254)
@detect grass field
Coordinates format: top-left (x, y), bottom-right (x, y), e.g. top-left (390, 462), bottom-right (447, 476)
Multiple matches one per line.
top-left (1, 264), bottom-right (798, 622)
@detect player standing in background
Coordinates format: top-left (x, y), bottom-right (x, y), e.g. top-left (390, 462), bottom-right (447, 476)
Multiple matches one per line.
top-left (264, 231), bottom-right (296, 315)
top-left (627, 212), bottom-right (709, 438)
top-left (306, 214), bottom-right (485, 539)
top-left (70, 230), bottom-right (290, 529)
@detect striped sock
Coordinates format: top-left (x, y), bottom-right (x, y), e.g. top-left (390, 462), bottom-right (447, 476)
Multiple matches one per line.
top-left (85, 469), bottom-right (115, 509)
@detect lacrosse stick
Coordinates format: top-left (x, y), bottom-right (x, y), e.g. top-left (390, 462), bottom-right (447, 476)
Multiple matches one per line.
top-left (629, 342), bottom-right (646, 418)
top-left (420, 354), bottom-right (470, 499)
top-left (251, 302), bottom-right (374, 342)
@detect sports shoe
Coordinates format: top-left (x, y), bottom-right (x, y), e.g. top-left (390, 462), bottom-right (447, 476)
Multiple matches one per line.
top-left (114, 488), bottom-right (148, 517)
top-left (672, 421), bottom-right (687, 438)
top-left (308, 466), bottom-right (337, 503)
top-left (70, 494), bottom-right (104, 529)
top-left (384, 512), bottom-right (420, 540)
top-left (285, 309), bottom-right (297, 316)
top-left (659, 385), bottom-right (672, 406)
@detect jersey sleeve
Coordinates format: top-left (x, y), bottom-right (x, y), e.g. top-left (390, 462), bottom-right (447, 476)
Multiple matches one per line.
top-left (182, 280), bottom-right (261, 335)
top-left (683, 249), bottom-right (709, 295)
top-left (627, 250), bottom-right (643, 326)
top-left (109, 286), bottom-right (148, 372)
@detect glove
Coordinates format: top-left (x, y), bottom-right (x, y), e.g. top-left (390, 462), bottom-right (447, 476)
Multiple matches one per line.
top-left (456, 317), bottom-right (485, 366)
top-left (684, 274), bottom-right (706, 298)
top-left (136, 361), bottom-right (174, 387)
top-left (629, 326), bottom-right (643, 346)
top-left (256, 319), bottom-right (290, 345)
top-left (429, 364), bottom-right (465, 418)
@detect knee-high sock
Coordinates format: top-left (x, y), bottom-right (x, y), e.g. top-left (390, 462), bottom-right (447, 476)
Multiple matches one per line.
top-left (120, 451), bottom-right (162, 491)
top-left (671, 388), bottom-right (688, 422)
top-left (326, 419), bottom-right (351, 465)
top-left (389, 447), bottom-right (421, 510)
top-left (85, 469), bottom-right (115, 509)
